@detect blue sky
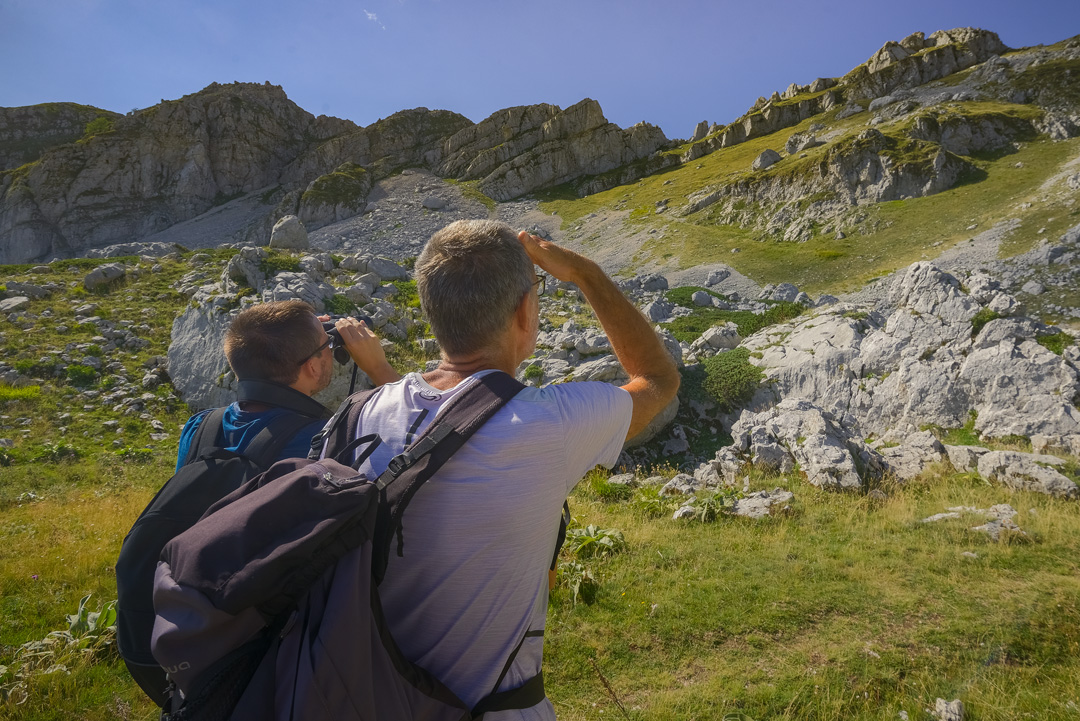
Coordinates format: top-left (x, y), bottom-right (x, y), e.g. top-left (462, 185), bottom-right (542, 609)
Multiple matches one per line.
top-left (1, 0), bottom-right (1078, 139)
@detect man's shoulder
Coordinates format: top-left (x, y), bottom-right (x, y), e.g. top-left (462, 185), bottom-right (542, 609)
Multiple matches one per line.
top-left (522, 380), bottom-right (631, 411)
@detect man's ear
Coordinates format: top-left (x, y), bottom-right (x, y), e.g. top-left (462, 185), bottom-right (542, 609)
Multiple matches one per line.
top-left (513, 290), bottom-right (533, 331)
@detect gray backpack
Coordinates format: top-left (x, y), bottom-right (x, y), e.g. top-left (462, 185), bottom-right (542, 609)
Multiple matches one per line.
top-left (151, 372), bottom-right (544, 720)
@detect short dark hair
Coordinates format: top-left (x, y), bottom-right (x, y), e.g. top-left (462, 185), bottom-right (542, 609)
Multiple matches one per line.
top-left (224, 300), bottom-right (322, 384)
top-left (416, 220), bottom-right (532, 355)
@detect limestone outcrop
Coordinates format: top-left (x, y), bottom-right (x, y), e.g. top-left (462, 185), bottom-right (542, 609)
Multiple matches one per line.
top-left (437, 99), bottom-right (668, 201)
top-left (0, 103), bottom-right (119, 171)
top-left (673, 28), bottom-right (1011, 174)
top-left (844, 28), bottom-right (1009, 101)
top-left (680, 129), bottom-right (971, 241)
top-left (0, 83), bottom-right (344, 264)
top-left (743, 257), bottom-right (1080, 443)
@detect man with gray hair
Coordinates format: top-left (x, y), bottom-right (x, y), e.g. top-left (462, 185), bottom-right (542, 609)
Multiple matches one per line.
top-left (345, 219), bottom-right (680, 719)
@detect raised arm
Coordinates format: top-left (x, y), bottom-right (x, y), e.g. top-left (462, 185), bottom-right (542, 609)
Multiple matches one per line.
top-left (518, 232), bottom-right (679, 440)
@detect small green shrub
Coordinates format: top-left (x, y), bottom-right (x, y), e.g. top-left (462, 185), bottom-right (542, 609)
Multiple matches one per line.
top-left (324, 294), bottom-right (358, 316)
top-left (66, 364), bottom-right (97, 386)
top-left (702, 348), bottom-right (765, 412)
top-left (970, 308), bottom-right (1000, 337)
top-left (662, 302), bottom-right (804, 344)
top-left (82, 116), bottom-right (114, 138)
top-left (1036, 332), bottom-right (1074, 356)
top-left (523, 364), bottom-right (544, 383)
top-left (587, 473), bottom-right (633, 502)
top-left (0, 594), bottom-right (117, 704)
top-left (564, 525), bottom-right (626, 559)
top-left (0, 384), bottom-right (40, 402)
top-left (557, 561), bottom-right (597, 606)
top-left (686, 488), bottom-right (742, 522)
top-left (392, 280), bottom-right (420, 309)
top-left (261, 250), bottom-right (302, 275)
top-left (630, 485), bottom-right (678, 518)
top-left (33, 442), bottom-right (79, 463)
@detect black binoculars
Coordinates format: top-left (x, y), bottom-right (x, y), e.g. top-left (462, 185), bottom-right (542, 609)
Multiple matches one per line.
top-left (322, 316), bottom-right (374, 365)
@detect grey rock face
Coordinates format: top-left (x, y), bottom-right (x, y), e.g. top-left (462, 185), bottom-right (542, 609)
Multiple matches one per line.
top-left (691, 290), bottom-right (715, 307)
top-left (976, 451), bottom-right (1078, 498)
top-left (689, 323), bottom-right (741, 359)
top-left (785, 132), bottom-right (822, 155)
top-left (0, 83), bottom-right (347, 264)
top-left (442, 99), bottom-right (668, 201)
top-left (0, 103), bottom-right (115, 171)
top-left (731, 489), bottom-right (795, 519)
top-left (730, 398), bottom-right (882, 490)
top-left (944, 444), bottom-right (989, 473)
top-left (642, 299), bottom-right (674, 322)
top-left (769, 283), bottom-right (799, 302)
top-left (746, 262), bottom-right (1080, 441)
top-left (83, 263), bottom-right (126, 290)
top-left (4, 281), bottom-right (50, 299)
top-left (269, 215), bottom-right (309, 249)
top-left (877, 430), bottom-right (944, 479)
top-left (706, 268), bottom-right (730, 286)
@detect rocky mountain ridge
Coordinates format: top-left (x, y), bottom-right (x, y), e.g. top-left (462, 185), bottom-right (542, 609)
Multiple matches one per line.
top-left (6, 27), bottom-right (1077, 269)
top-left (0, 84), bottom-right (667, 264)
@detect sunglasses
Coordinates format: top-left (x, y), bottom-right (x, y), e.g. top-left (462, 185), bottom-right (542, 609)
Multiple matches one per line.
top-left (299, 334), bottom-right (335, 365)
top-left (532, 274), bottom-right (547, 296)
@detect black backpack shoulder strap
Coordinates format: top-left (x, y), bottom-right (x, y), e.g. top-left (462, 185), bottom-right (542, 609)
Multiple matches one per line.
top-left (242, 412), bottom-right (321, 470)
top-left (310, 387), bottom-right (383, 463)
top-left (184, 408), bottom-right (227, 466)
top-left (371, 371), bottom-right (524, 583)
top-left (470, 628), bottom-right (546, 718)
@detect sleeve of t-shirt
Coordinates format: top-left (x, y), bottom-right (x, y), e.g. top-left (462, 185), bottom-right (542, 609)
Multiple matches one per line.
top-left (551, 381), bottom-right (633, 493)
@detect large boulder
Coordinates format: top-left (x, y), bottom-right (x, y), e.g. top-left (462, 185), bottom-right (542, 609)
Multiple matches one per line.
top-left (83, 263), bottom-right (127, 291)
top-left (269, 215), bottom-right (309, 249)
top-left (752, 149), bottom-right (782, 171)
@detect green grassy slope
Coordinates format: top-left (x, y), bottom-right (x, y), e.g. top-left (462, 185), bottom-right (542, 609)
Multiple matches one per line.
top-left (541, 97), bottom-right (1080, 295)
top-left (2, 252), bottom-right (1079, 719)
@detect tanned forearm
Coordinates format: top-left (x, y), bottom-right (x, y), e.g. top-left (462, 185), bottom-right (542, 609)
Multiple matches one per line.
top-left (519, 233), bottom-right (679, 440)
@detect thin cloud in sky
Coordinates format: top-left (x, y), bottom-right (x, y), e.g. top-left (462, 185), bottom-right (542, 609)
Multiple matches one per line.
top-left (363, 9), bottom-right (386, 30)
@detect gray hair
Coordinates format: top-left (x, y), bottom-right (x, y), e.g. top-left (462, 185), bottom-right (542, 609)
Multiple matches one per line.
top-left (416, 220), bottom-right (533, 356)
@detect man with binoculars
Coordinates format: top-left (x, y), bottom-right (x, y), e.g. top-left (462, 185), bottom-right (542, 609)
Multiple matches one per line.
top-left (173, 300), bottom-right (397, 470)
top-left (120, 300), bottom-right (397, 706)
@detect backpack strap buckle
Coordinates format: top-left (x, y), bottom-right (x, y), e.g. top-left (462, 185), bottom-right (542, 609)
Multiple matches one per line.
top-left (386, 452), bottom-right (414, 477)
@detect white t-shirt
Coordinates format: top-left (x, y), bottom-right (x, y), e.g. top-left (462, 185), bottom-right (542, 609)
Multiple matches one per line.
top-left (350, 371), bottom-right (632, 720)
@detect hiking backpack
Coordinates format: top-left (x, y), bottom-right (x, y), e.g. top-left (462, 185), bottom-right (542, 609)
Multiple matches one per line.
top-left (116, 382), bottom-right (327, 707)
top-left (151, 372), bottom-right (548, 720)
